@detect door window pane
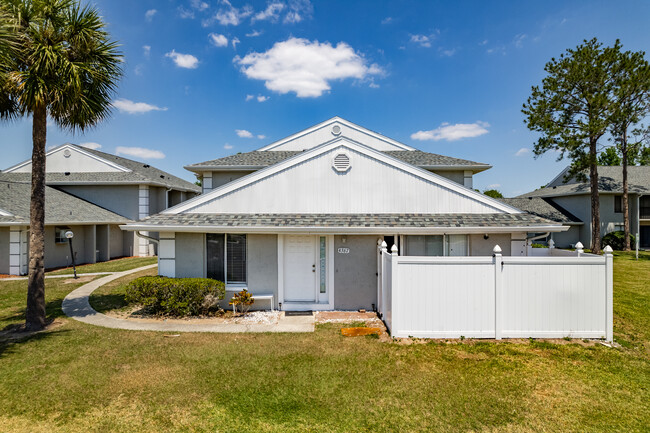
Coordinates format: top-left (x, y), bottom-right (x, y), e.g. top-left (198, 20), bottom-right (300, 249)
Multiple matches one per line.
top-left (206, 234), bottom-right (225, 281)
top-left (319, 237), bottom-right (326, 293)
top-left (227, 234), bottom-right (247, 284)
top-left (405, 235), bottom-right (443, 256)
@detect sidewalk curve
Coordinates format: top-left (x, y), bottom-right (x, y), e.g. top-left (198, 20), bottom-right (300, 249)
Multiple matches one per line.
top-left (61, 265), bottom-right (314, 333)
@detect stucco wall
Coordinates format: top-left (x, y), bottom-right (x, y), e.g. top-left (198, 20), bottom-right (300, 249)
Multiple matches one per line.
top-left (210, 170), bottom-right (255, 189)
top-left (149, 186), bottom-right (167, 215)
top-left (552, 195), bottom-right (592, 247)
top-left (432, 170), bottom-right (465, 185)
top-left (109, 225), bottom-right (124, 258)
top-left (44, 225), bottom-right (92, 269)
top-left (469, 234), bottom-right (512, 256)
top-left (0, 227), bottom-right (9, 274)
top-left (333, 235), bottom-right (377, 310)
top-left (246, 234), bottom-right (278, 295)
top-left (57, 184), bottom-right (140, 219)
top-left (175, 232), bottom-right (205, 278)
top-left (550, 226), bottom-right (582, 249)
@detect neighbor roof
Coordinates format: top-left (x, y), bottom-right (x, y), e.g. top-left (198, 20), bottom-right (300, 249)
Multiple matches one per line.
top-left (498, 197), bottom-right (583, 225)
top-left (122, 213), bottom-right (564, 233)
top-left (184, 150), bottom-right (491, 172)
top-left (2, 144), bottom-right (200, 193)
top-left (0, 180), bottom-right (131, 226)
top-left (518, 166), bottom-right (650, 198)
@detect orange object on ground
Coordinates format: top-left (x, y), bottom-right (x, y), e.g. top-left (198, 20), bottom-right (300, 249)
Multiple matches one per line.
top-left (341, 327), bottom-right (382, 337)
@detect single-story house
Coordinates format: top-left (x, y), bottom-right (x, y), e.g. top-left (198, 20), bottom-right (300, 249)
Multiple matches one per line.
top-left (121, 117), bottom-right (567, 311)
top-left (513, 165), bottom-right (650, 249)
top-left (0, 180), bottom-right (129, 275)
top-left (1, 143), bottom-right (200, 272)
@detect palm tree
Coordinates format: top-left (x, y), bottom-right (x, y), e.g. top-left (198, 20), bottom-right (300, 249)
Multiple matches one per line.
top-left (0, 0), bottom-right (122, 330)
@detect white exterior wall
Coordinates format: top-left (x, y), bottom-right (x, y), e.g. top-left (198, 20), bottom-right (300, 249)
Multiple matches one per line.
top-left (189, 146), bottom-right (504, 215)
top-left (380, 248), bottom-right (613, 341)
top-left (8, 145), bottom-right (127, 173)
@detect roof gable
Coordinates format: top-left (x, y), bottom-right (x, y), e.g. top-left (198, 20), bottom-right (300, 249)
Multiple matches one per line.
top-left (169, 137), bottom-right (519, 215)
top-left (4, 144), bottom-right (130, 174)
top-left (257, 117), bottom-right (415, 152)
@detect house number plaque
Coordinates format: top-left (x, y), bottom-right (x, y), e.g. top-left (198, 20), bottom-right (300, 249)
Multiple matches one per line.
top-left (337, 247), bottom-right (350, 254)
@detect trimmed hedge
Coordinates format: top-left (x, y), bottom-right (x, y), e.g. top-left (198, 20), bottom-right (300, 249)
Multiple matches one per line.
top-left (602, 231), bottom-right (636, 251)
top-left (125, 276), bottom-right (225, 316)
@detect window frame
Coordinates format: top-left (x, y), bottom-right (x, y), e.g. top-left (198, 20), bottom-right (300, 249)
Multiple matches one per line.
top-left (206, 233), bottom-right (248, 286)
top-left (614, 195), bottom-right (622, 213)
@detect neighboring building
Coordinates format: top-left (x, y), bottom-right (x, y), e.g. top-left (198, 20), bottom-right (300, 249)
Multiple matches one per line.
top-left (122, 117), bottom-right (567, 311)
top-left (0, 143), bottom-right (200, 274)
top-left (0, 180), bottom-right (129, 275)
top-left (514, 165), bottom-right (650, 249)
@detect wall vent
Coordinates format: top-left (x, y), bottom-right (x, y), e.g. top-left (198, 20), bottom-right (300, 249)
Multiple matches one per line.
top-left (332, 152), bottom-right (351, 172)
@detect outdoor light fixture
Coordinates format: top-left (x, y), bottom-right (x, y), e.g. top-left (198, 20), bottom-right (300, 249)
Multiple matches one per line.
top-left (65, 230), bottom-right (78, 279)
top-left (483, 234), bottom-right (490, 240)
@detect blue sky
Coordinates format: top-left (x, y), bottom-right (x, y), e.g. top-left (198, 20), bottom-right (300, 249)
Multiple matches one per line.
top-left (2, 0), bottom-right (650, 196)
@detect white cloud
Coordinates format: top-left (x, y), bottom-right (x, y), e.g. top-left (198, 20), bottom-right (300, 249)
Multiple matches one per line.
top-left (257, 95), bottom-right (269, 102)
top-left (487, 183), bottom-right (501, 189)
top-left (145, 9), bottom-right (157, 21)
top-left (479, 39), bottom-right (488, 46)
top-left (231, 37), bottom-right (240, 49)
top-left (165, 50), bottom-right (199, 69)
top-left (80, 142), bottom-right (102, 150)
top-left (178, 7), bottom-right (195, 19)
top-left (191, 0), bottom-right (209, 11)
top-left (112, 98), bottom-right (168, 114)
top-left (410, 34), bottom-right (431, 48)
top-left (115, 146), bottom-right (166, 159)
top-left (439, 48), bottom-right (456, 57)
top-left (252, 1), bottom-right (285, 22)
top-left (410, 122), bottom-right (490, 141)
top-left (143, 45), bottom-right (151, 58)
top-left (209, 33), bottom-right (228, 47)
top-left (234, 37), bottom-right (383, 98)
top-left (209, 1), bottom-right (253, 26)
top-left (245, 94), bottom-right (254, 101)
top-left (514, 33), bottom-right (527, 48)
top-left (236, 129), bottom-right (254, 138)
top-left (515, 147), bottom-right (531, 157)
top-left (246, 30), bottom-right (262, 37)
top-left (283, 0), bottom-right (312, 23)
top-left (381, 17), bottom-right (392, 24)
top-left (257, 134), bottom-right (266, 139)
top-left (134, 64), bottom-right (144, 76)
top-left (224, 143), bottom-right (233, 149)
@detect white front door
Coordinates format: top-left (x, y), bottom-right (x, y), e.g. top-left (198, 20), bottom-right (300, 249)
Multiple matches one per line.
top-left (284, 235), bottom-right (317, 302)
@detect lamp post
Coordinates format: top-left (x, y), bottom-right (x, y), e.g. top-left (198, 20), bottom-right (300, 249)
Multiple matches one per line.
top-left (65, 230), bottom-right (77, 279)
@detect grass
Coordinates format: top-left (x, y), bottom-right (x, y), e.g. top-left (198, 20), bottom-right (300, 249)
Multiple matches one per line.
top-left (46, 256), bottom-right (157, 275)
top-left (88, 267), bottom-right (158, 313)
top-left (0, 253), bottom-right (648, 432)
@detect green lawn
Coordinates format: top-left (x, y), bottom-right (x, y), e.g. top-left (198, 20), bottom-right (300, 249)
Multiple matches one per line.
top-left (46, 256), bottom-right (157, 275)
top-left (0, 253), bottom-right (648, 432)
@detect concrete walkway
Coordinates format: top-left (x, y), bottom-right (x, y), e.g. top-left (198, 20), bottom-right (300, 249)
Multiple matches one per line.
top-left (62, 265), bottom-right (315, 333)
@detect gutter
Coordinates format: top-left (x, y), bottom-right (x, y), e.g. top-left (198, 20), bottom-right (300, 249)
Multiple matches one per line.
top-left (135, 230), bottom-right (159, 245)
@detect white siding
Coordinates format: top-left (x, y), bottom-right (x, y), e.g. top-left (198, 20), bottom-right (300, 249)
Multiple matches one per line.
top-left (8, 145), bottom-right (127, 173)
top-left (190, 146), bottom-right (503, 215)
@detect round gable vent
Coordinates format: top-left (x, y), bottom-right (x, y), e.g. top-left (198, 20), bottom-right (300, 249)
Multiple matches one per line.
top-left (63, 149), bottom-right (72, 158)
top-left (332, 152), bottom-right (351, 172)
top-left (331, 124), bottom-right (342, 136)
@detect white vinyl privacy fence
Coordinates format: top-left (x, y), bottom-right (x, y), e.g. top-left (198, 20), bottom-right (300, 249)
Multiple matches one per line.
top-left (378, 243), bottom-right (613, 341)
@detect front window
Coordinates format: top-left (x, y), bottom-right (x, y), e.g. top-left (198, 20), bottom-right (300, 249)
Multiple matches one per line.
top-left (403, 234), bottom-right (468, 257)
top-left (206, 234), bottom-right (247, 284)
top-left (615, 196), bottom-right (622, 213)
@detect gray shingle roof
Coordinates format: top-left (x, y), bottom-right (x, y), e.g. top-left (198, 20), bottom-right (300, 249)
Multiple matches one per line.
top-left (498, 198), bottom-right (582, 224)
top-left (185, 150), bottom-right (490, 171)
top-left (2, 144), bottom-right (200, 193)
top-left (0, 180), bottom-right (130, 225)
top-left (127, 213), bottom-right (561, 229)
top-left (518, 166), bottom-right (650, 198)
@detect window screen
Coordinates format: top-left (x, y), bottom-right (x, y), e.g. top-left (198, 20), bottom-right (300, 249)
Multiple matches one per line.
top-left (206, 234), bottom-right (225, 281)
top-left (446, 234), bottom-right (468, 256)
top-left (227, 234), bottom-right (247, 284)
top-left (405, 235), bottom-right (444, 256)
top-left (615, 196), bottom-right (622, 213)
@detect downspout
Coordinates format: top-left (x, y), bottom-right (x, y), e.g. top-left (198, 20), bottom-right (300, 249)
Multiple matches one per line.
top-left (135, 230), bottom-right (159, 245)
top-left (526, 232), bottom-right (550, 244)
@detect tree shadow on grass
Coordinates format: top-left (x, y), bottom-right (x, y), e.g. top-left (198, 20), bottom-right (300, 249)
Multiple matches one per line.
top-left (0, 322), bottom-right (70, 359)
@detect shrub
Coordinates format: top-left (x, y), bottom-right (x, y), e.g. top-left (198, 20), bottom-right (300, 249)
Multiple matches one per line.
top-left (125, 276), bottom-right (225, 316)
top-left (602, 231), bottom-right (636, 251)
top-left (229, 289), bottom-right (254, 314)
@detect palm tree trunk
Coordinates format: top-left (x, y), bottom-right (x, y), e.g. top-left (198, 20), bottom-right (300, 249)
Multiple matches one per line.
top-left (590, 138), bottom-right (602, 255)
top-left (25, 104), bottom-right (47, 331)
top-left (622, 135), bottom-right (630, 251)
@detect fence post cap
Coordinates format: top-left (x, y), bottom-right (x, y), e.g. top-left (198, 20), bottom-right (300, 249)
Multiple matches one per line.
top-left (575, 241), bottom-right (584, 249)
top-left (493, 245), bottom-right (502, 254)
top-left (391, 244), bottom-right (398, 254)
top-left (603, 245), bottom-right (613, 254)
top-left (380, 240), bottom-right (387, 248)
